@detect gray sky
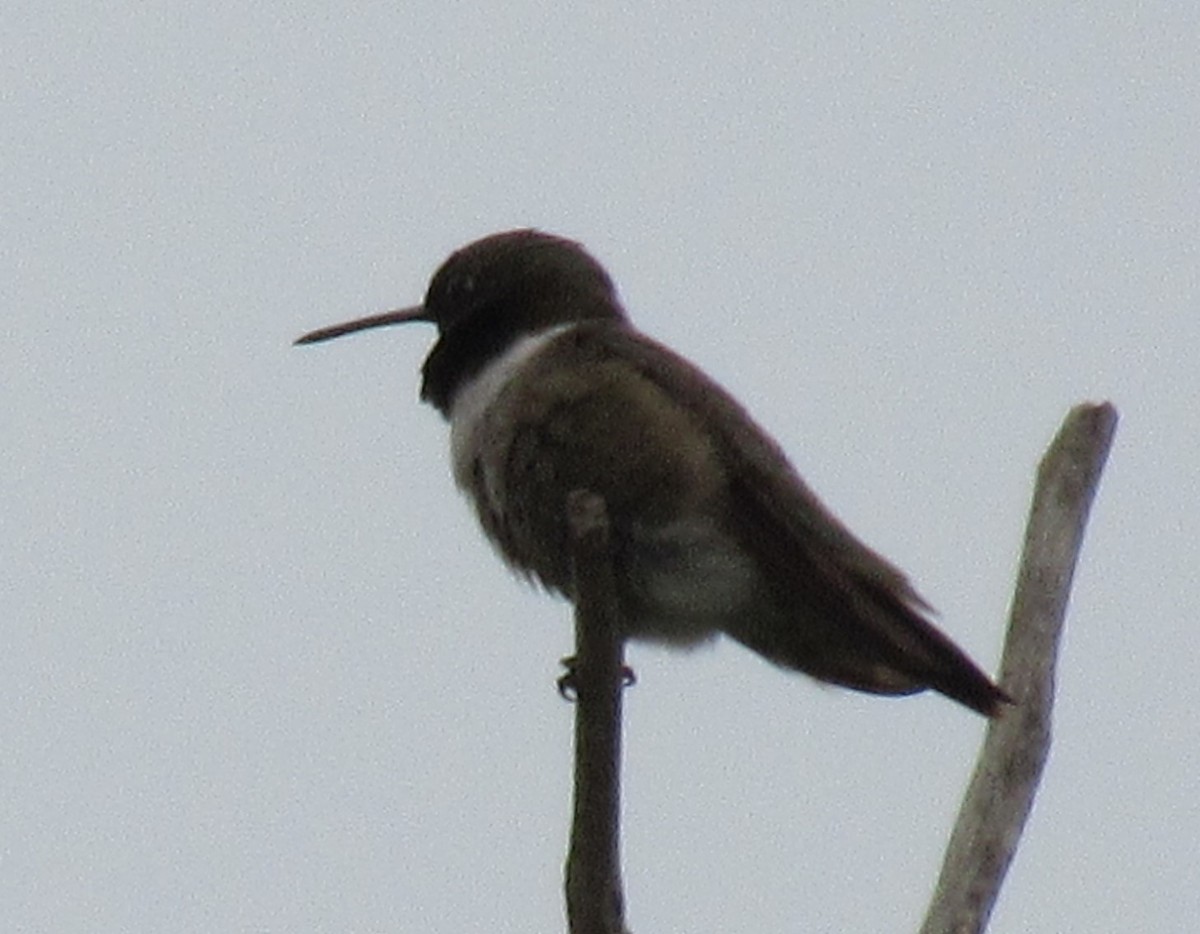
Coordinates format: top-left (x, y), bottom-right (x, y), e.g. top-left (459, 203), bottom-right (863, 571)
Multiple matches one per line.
top-left (4, 2), bottom-right (1197, 931)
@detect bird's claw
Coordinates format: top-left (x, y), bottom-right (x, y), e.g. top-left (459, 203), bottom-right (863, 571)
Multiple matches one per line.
top-left (557, 655), bottom-right (636, 699)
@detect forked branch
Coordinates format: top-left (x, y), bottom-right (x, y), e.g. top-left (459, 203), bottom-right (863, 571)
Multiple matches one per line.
top-left (559, 405), bottom-right (1117, 934)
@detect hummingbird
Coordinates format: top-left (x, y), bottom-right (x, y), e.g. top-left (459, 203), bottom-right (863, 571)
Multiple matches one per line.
top-left (296, 230), bottom-right (1008, 717)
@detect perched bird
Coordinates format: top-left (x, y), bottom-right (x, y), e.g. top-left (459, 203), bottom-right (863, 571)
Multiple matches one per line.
top-left (296, 230), bottom-right (1008, 716)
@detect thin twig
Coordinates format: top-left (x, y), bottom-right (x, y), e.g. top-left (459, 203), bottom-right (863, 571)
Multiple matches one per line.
top-left (920, 402), bottom-right (1119, 934)
top-left (564, 490), bottom-right (631, 934)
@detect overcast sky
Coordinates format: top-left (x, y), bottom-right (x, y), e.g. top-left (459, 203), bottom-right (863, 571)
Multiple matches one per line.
top-left (4, 2), bottom-right (1198, 931)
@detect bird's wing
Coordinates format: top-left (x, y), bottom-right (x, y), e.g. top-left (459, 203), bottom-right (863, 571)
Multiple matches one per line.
top-left (574, 322), bottom-right (1006, 715)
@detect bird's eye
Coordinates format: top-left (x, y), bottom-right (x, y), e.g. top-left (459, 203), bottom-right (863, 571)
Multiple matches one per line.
top-left (442, 272), bottom-right (475, 303)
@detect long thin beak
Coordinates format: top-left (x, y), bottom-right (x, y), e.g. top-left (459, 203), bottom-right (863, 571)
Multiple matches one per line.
top-left (293, 305), bottom-right (432, 346)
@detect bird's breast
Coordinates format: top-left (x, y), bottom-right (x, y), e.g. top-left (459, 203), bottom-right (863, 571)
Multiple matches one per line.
top-left (448, 324), bottom-right (574, 517)
top-left (445, 323), bottom-right (737, 620)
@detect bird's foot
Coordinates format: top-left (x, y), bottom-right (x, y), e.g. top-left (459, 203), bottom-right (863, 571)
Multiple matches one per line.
top-left (557, 655), bottom-right (636, 699)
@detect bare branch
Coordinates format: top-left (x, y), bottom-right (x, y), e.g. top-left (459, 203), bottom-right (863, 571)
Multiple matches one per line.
top-left (564, 490), bottom-right (631, 934)
top-left (920, 402), bottom-right (1119, 934)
